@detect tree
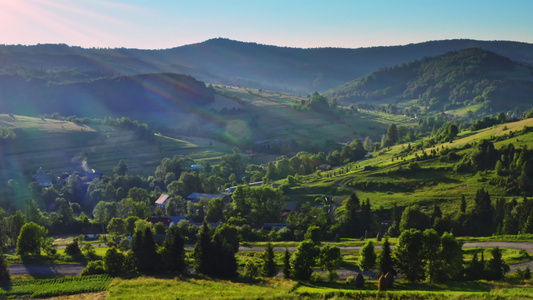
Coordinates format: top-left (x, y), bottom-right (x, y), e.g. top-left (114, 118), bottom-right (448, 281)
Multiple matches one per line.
top-left (306, 92), bottom-right (329, 111)
top-left (378, 237), bottom-right (395, 277)
top-left (213, 223), bottom-right (240, 253)
top-left (394, 229), bottom-right (425, 283)
top-left (262, 243), bottom-right (278, 277)
top-left (283, 248), bottom-right (291, 279)
top-left (0, 250), bottom-right (10, 282)
top-left (114, 160), bottom-right (128, 176)
top-left (338, 193), bottom-right (360, 238)
top-left (472, 188), bottom-right (493, 236)
top-left (304, 226), bottom-right (321, 245)
top-left (193, 221), bottom-right (211, 275)
top-left (104, 247), bottom-right (125, 276)
top-left (107, 217), bottom-right (126, 235)
top-left (132, 228), bottom-right (161, 273)
top-left (440, 232), bottom-right (463, 281)
top-left (291, 240), bottom-right (320, 281)
top-left (161, 225), bottom-right (186, 274)
top-left (359, 241), bottom-right (376, 271)
top-left (319, 245), bottom-right (342, 281)
top-left (386, 124), bottom-right (399, 146)
top-left (399, 205), bottom-right (430, 232)
top-left (460, 195), bottom-right (467, 213)
top-left (205, 198), bottom-right (224, 223)
top-left (422, 229), bottom-right (442, 282)
top-left (17, 222), bottom-right (46, 256)
top-left (65, 238), bottom-right (82, 258)
top-left (486, 247), bottom-right (509, 280)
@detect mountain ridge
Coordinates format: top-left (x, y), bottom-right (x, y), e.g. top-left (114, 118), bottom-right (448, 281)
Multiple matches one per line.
top-left (2, 38), bottom-right (533, 93)
top-left (324, 47), bottom-right (533, 112)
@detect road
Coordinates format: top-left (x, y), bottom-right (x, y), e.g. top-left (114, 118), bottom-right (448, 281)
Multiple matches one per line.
top-left (9, 241), bottom-right (533, 277)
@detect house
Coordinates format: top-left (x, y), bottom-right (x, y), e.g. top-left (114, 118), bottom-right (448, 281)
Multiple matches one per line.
top-left (32, 167), bottom-right (52, 187)
top-left (155, 194), bottom-right (170, 209)
top-left (189, 164), bottom-right (204, 171)
top-left (318, 164), bottom-right (331, 171)
top-left (82, 226), bottom-right (102, 240)
top-left (186, 192), bottom-right (226, 203)
top-left (146, 216), bottom-right (187, 227)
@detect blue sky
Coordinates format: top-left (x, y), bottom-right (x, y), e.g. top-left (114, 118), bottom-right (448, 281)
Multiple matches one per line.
top-left (1, 0), bottom-right (532, 49)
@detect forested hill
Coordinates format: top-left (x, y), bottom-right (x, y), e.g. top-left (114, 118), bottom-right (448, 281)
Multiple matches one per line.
top-left (1, 39), bottom-right (533, 94)
top-left (324, 48), bottom-right (533, 112)
top-left (0, 72), bottom-right (214, 118)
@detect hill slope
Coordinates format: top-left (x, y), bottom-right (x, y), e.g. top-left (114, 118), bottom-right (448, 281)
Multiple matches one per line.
top-left (2, 39), bottom-right (533, 94)
top-left (324, 48), bottom-right (533, 112)
top-left (0, 72), bottom-right (214, 119)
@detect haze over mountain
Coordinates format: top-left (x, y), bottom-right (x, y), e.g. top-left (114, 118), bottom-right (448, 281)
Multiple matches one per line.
top-left (1, 38), bottom-right (533, 95)
top-left (324, 48), bottom-right (533, 112)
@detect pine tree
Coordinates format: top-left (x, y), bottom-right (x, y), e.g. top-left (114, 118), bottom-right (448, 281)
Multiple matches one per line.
top-left (378, 238), bottom-right (395, 277)
top-left (283, 248), bottom-right (291, 279)
top-left (162, 225), bottom-right (186, 274)
top-left (359, 241), bottom-right (376, 271)
top-left (460, 195), bottom-right (467, 213)
top-left (262, 243), bottom-right (278, 277)
top-left (193, 221), bottom-right (212, 275)
top-left (486, 247), bottom-right (509, 280)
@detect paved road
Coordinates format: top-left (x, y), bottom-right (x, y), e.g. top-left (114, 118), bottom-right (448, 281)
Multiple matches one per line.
top-left (238, 241), bottom-right (533, 253)
top-left (9, 241), bottom-right (533, 277)
top-left (8, 263), bottom-right (86, 276)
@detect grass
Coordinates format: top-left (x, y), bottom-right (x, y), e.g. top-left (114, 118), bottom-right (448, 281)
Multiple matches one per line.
top-left (107, 276), bottom-right (297, 300)
top-left (103, 275), bottom-right (533, 299)
top-left (285, 117), bottom-right (533, 215)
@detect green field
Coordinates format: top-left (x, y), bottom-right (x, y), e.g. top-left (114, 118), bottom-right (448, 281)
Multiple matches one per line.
top-left (0, 275), bottom-right (112, 298)
top-left (282, 117), bottom-right (533, 213)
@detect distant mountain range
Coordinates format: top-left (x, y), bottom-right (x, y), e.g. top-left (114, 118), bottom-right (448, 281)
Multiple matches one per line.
top-left (1, 38), bottom-right (533, 94)
top-left (324, 48), bottom-right (533, 112)
top-left (1, 38), bottom-right (533, 119)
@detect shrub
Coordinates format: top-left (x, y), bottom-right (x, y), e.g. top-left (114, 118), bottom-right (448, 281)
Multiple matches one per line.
top-left (345, 276), bottom-right (355, 285)
top-left (81, 260), bottom-right (106, 276)
top-left (244, 260), bottom-right (260, 278)
top-left (65, 238), bottom-right (82, 258)
top-left (310, 272), bottom-right (324, 282)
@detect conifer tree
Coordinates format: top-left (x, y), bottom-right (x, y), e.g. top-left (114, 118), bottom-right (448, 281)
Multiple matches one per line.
top-left (132, 228), bottom-right (161, 273)
top-left (359, 241), bottom-right (376, 271)
top-left (193, 221), bottom-right (212, 275)
top-left (486, 247), bottom-right (509, 280)
top-left (262, 243), bottom-right (278, 277)
top-left (161, 225), bottom-right (186, 274)
top-left (283, 248), bottom-right (291, 279)
top-left (378, 237), bottom-right (395, 277)
top-left (460, 195), bottom-right (467, 213)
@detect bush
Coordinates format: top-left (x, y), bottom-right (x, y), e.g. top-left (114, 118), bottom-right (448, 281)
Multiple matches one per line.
top-left (310, 272), bottom-right (324, 282)
top-left (244, 260), bottom-right (260, 278)
top-left (326, 270), bottom-right (339, 282)
top-left (81, 260), bottom-right (106, 276)
top-left (65, 238), bottom-right (82, 258)
top-left (345, 276), bottom-right (355, 285)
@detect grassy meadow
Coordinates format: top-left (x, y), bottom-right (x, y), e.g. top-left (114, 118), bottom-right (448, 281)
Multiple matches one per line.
top-left (284, 117), bottom-right (533, 214)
